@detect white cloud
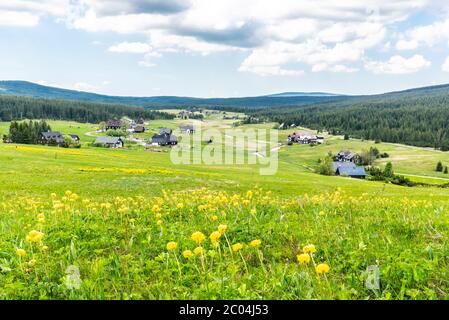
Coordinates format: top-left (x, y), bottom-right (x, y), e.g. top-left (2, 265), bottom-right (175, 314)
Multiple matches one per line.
top-left (109, 42), bottom-right (152, 54)
top-left (365, 55), bottom-right (431, 74)
top-left (395, 17), bottom-right (449, 50)
top-left (0, 1), bottom-right (70, 27)
top-left (0, 10), bottom-right (40, 27)
top-left (2, 0), bottom-right (447, 77)
top-left (443, 56), bottom-right (449, 72)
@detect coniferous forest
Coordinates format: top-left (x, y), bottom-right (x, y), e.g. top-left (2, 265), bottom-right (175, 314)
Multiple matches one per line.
top-left (0, 95), bottom-right (175, 123)
top-left (230, 85), bottom-right (449, 150)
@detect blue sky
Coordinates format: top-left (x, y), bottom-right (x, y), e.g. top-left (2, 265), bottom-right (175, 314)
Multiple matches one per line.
top-left (1, 0), bottom-right (449, 97)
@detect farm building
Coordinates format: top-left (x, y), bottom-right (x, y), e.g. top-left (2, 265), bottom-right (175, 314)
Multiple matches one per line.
top-left (69, 134), bottom-right (80, 142)
top-left (287, 132), bottom-right (324, 145)
top-left (180, 125), bottom-right (196, 134)
top-left (151, 133), bottom-right (178, 146)
top-left (333, 162), bottom-right (366, 179)
top-left (158, 128), bottom-right (173, 135)
top-left (106, 120), bottom-right (122, 130)
top-left (134, 126), bottom-right (146, 133)
top-left (335, 150), bottom-right (361, 164)
top-left (95, 136), bottom-right (124, 148)
top-left (40, 131), bottom-right (65, 145)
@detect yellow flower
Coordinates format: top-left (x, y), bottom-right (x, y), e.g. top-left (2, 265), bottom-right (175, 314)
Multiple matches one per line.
top-left (232, 243), bottom-right (243, 252)
top-left (319, 211), bottom-right (326, 217)
top-left (191, 231), bottom-right (206, 244)
top-left (166, 242), bottom-right (177, 251)
top-left (152, 204), bottom-right (161, 212)
top-left (176, 203), bottom-right (184, 209)
top-left (28, 259), bottom-right (36, 267)
top-left (16, 249), bottom-right (26, 257)
top-left (156, 220), bottom-right (163, 226)
top-left (250, 239), bottom-right (262, 248)
top-left (50, 193), bottom-right (57, 198)
top-left (297, 253), bottom-right (311, 264)
top-left (250, 208), bottom-right (257, 215)
top-left (26, 230), bottom-right (44, 243)
top-left (217, 224), bottom-right (227, 234)
top-left (155, 213), bottom-right (162, 219)
top-left (316, 263), bottom-right (330, 274)
top-left (303, 244), bottom-right (316, 254)
top-left (183, 250), bottom-right (193, 259)
top-left (194, 247), bottom-right (204, 255)
top-left (211, 215), bottom-right (218, 221)
top-left (42, 246), bottom-right (49, 251)
top-left (209, 231), bottom-right (221, 243)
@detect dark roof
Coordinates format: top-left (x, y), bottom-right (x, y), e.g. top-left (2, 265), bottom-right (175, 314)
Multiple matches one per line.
top-left (337, 166), bottom-right (366, 177)
top-left (95, 136), bottom-right (123, 144)
top-left (69, 134), bottom-right (80, 140)
top-left (107, 120), bottom-right (122, 127)
top-left (152, 133), bottom-right (177, 144)
top-left (41, 132), bottom-right (64, 142)
top-left (333, 162), bottom-right (357, 172)
top-left (158, 128), bottom-right (173, 135)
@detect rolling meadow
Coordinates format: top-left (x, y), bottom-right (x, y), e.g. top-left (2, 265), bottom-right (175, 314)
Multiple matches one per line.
top-left (0, 116), bottom-right (448, 300)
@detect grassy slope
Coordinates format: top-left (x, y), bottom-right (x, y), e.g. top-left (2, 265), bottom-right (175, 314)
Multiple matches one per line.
top-left (1, 119), bottom-right (449, 201)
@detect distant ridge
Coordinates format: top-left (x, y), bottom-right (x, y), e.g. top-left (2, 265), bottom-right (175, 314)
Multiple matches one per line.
top-left (0, 81), bottom-right (345, 108)
top-left (266, 92), bottom-right (342, 97)
top-left (1, 80), bottom-right (449, 109)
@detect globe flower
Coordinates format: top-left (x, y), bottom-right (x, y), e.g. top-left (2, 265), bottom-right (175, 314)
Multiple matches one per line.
top-left (194, 247), bottom-right (204, 255)
top-left (303, 244), bottom-right (316, 254)
top-left (250, 239), bottom-right (262, 248)
top-left (191, 231), bottom-right (206, 244)
top-left (232, 243), bottom-right (243, 252)
top-left (16, 249), bottom-right (26, 257)
top-left (25, 230), bottom-right (44, 243)
top-left (166, 242), bottom-right (177, 251)
top-left (316, 263), bottom-right (330, 274)
top-left (210, 231), bottom-right (221, 243)
top-left (297, 253), bottom-right (311, 264)
top-left (217, 224), bottom-right (228, 234)
top-left (183, 250), bottom-right (193, 259)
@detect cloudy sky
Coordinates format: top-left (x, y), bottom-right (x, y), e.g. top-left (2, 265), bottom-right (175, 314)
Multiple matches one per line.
top-left (1, 0), bottom-right (449, 97)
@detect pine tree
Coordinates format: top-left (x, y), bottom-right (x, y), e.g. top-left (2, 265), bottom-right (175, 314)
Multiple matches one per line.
top-left (436, 161), bottom-right (443, 172)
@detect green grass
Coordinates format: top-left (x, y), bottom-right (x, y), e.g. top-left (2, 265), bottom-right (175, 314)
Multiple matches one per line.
top-left (0, 119), bottom-right (448, 300)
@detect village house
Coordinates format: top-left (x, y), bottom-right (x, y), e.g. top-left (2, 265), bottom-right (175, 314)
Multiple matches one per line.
top-left (69, 134), bottom-right (80, 143)
top-left (94, 136), bottom-right (124, 148)
top-left (134, 126), bottom-right (146, 133)
top-left (106, 120), bottom-right (122, 130)
top-left (332, 162), bottom-right (366, 179)
top-left (335, 150), bottom-right (361, 164)
top-left (40, 131), bottom-right (65, 145)
top-left (180, 125), bottom-right (196, 134)
top-left (151, 133), bottom-right (178, 146)
top-left (287, 132), bottom-right (324, 145)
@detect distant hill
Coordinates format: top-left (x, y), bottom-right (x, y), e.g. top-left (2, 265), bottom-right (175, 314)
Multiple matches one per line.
top-left (0, 81), bottom-right (345, 109)
top-left (248, 83), bottom-right (449, 150)
top-left (267, 92), bottom-right (341, 97)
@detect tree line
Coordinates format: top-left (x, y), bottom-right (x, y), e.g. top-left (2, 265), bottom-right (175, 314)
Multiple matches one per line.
top-left (4, 120), bottom-right (51, 144)
top-left (228, 89), bottom-right (449, 151)
top-left (0, 95), bottom-right (175, 123)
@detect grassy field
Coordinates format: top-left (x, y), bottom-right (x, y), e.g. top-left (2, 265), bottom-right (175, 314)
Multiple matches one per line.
top-left (0, 118), bottom-right (448, 299)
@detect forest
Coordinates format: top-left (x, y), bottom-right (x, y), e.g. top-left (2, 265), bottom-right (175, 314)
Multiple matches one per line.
top-left (229, 85), bottom-right (449, 150)
top-left (0, 95), bottom-right (175, 123)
